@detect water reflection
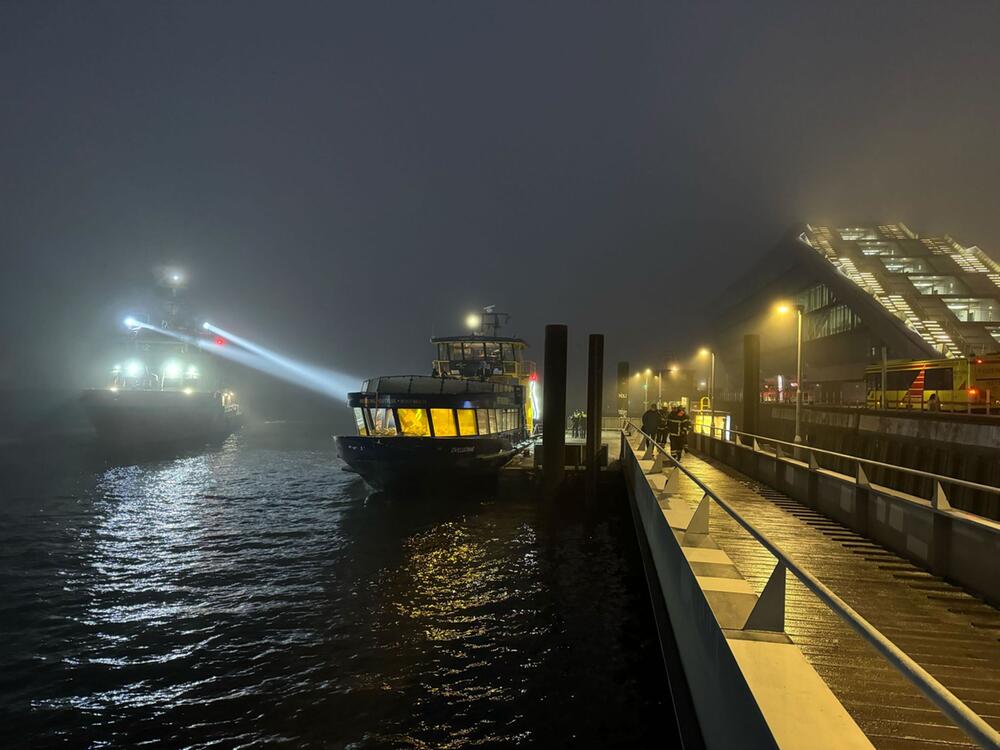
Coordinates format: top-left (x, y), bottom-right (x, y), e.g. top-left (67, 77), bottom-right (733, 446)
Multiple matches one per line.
top-left (0, 427), bottom-right (668, 748)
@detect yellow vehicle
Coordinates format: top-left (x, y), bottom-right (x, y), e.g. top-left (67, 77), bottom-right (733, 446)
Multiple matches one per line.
top-left (864, 357), bottom-right (1000, 412)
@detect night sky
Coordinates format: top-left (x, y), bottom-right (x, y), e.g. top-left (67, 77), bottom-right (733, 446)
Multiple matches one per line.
top-left (4, 1), bottom-right (1000, 416)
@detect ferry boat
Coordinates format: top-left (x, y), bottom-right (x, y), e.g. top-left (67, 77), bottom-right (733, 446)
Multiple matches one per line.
top-left (80, 269), bottom-right (243, 447)
top-left (335, 308), bottom-right (538, 492)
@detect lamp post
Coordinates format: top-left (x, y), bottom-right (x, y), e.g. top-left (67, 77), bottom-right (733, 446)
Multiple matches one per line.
top-left (699, 348), bottom-right (715, 407)
top-left (776, 303), bottom-right (804, 444)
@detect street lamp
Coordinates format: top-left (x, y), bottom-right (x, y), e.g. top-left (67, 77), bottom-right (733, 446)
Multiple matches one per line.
top-left (775, 302), bottom-right (804, 443)
top-left (698, 348), bottom-right (715, 415)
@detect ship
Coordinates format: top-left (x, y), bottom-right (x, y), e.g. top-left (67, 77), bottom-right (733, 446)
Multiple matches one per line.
top-left (80, 268), bottom-right (243, 447)
top-left (335, 307), bottom-right (538, 492)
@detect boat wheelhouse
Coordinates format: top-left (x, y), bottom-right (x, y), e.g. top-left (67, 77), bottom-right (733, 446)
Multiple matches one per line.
top-left (336, 309), bottom-right (537, 492)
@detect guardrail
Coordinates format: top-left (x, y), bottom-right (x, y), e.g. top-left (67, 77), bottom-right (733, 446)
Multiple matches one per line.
top-left (698, 423), bottom-right (1000, 514)
top-left (625, 421), bottom-right (1000, 750)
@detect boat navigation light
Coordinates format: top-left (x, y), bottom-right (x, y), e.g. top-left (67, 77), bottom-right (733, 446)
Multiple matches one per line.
top-left (124, 360), bottom-right (144, 378)
top-left (124, 316), bottom-right (140, 330)
top-left (466, 313), bottom-right (481, 330)
top-left (202, 321), bottom-right (211, 330)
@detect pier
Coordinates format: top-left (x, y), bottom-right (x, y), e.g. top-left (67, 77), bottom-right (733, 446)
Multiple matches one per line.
top-left (618, 425), bottom-right (1000, 749)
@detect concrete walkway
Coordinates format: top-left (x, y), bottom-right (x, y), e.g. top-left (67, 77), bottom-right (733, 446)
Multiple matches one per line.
top-left (663, 445), bottom-right (1000, 749)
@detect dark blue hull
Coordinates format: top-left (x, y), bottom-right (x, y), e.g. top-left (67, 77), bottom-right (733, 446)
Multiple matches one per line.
top-left (335, 433), bottom-right (527, 493)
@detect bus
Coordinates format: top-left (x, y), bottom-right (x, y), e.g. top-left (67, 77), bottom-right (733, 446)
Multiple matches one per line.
top-left (864, 356), bottom-right (1000, 412)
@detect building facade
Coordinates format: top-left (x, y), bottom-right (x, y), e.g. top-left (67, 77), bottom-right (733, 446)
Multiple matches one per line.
top-left (709, 223), bottom-right (1000, 406)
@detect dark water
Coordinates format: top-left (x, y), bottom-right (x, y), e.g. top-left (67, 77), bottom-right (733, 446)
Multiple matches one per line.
top-left (0, 424), bottom-right (671, 748)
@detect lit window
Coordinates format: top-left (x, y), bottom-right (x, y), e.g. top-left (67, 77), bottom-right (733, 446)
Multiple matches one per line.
top-left (353, 408), bottom-right (368, 436)
top-left (397, 408), bottom-right (430, 436)
top-left (909, 276), bottom-right (966, 296)
top-left (431, 408), bottom-right (457, 437)
top-left (457, 409), bottom-right (477, 436)
top-left (945, 298), bottom-right (1000, 323)
top-left (488, 409), bottom-right (499, 434)
top-left (840, 228), bottom-right (879, 241)
top-left (368, 408), bottom-right (397, 436)
top-left (857, 241), bottom-right (898, 256)
top-left (477, 409), bottom-right (490, 434)
top-left (882, 257), bottom-right (929, 274)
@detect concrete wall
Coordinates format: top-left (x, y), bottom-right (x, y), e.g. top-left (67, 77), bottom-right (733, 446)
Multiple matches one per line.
top-left (622, 437), bottom-right (872, 750)
top-left (692, 432), bottom-right (1000, 607)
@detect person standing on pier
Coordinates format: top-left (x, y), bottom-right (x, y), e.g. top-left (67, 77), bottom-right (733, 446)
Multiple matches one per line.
top-left (666, 404), bottom-right (691, 460)
top-left (656, 402), bottom-right (669, 445)
top-left (641, 404), bottom-right (659, 448)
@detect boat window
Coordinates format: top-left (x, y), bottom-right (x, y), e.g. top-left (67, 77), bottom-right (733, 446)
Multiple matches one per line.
top-left (431, 408), bottom-right (458, 437)
top-left (488, 409), bottom-right (499, 434)
top-left (353, 408), bottom-right (368, 436)
top-left (437, 344), bottom-right (449, 362)
top-left (369, 408), bottom-right (397, 436)
top-left (476, 409), bottom-right (490, 434)
top-left (465, 342), bottom-right (485, 361)
top-left (513, 346), bottom-right (522, 362)
top-left (457, 409), bottom-right (477, 436)
top-left (449, 343), bottom-right (465, 361)
top-left (397, 408), bottom-right (430, 436)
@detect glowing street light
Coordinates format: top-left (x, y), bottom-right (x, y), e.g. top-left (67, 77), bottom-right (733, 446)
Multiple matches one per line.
top-left (774, 301), bottom-right (804, 444)
top-left (699, 347), bottom-right (716, 428)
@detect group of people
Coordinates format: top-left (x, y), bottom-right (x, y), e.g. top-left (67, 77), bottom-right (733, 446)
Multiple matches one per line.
top-left (570, 410), bottom-right (588, 437)
top-left (641, 402), bottom-right (691, 460)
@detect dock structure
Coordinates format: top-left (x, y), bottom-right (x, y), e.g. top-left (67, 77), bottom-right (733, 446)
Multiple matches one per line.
top-left (620, 428), bottom-right (1000, 750)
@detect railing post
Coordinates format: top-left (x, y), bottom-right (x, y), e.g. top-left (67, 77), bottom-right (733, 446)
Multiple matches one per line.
top-left (930, 482), bottom-right (952, 578)
top-left (743, 562), bottom-right (786, 632)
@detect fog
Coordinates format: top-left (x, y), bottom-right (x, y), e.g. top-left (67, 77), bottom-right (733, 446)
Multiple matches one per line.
top-left (3, 1), bottom-right (1000, 433)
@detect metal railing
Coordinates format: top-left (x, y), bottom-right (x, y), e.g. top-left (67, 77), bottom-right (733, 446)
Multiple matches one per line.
top-left (625, 421), bottom-right (1000, 750)
top-left (696, 424), bottom-right (1000, 518)
top-left (361, 375), bottom-right (516, 395)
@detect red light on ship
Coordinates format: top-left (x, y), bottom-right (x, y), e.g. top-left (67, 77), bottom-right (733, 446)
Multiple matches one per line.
top-left (529, 372), bottom-right (538, 381)
top-left (214, 336), bottom-right (226, 346)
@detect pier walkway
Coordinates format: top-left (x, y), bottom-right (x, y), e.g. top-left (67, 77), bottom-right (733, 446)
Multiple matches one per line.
top-left (623, 431), bottom-right (1000, 750)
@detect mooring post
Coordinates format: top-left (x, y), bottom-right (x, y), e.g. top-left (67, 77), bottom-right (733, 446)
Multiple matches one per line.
top-left (543, 324), bottom-right (568, 496)
top-left (743, 334), bottom-right (760, 437)
top-left (586, 334), bottom-right (604, 500)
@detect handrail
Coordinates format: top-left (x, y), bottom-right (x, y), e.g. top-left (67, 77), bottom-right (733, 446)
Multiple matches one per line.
top-left (625, 421), bottom-right (1000, 750)
top-left (696, 422), bottom-right (1000, 500)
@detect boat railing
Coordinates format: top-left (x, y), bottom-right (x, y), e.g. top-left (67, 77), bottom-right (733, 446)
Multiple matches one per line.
top-left (433, 359), bottom-right (536, 379)
top-left (362, 375), bottom-right (517, 395)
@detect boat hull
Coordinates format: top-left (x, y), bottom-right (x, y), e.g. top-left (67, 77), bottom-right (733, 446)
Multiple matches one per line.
top-left (335, 434), bottom-right (526, 493)
top-left (81, 389), bottom-right (242, 447)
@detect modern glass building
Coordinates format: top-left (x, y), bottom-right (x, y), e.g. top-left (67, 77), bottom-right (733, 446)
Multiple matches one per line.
top-left (709, 223), bottom-right (1000, 405)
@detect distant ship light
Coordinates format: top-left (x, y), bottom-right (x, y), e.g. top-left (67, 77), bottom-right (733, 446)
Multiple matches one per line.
top-left (124, 360), bottom-right (143, 378)
top-left (183, 387), bottom-right (194, 395)
top-left (163, 360), bottom-right (183, 379)
top-left (214, 336), bottom-right (226, 346)
top-left (124, 316), bottom-right (140, 330)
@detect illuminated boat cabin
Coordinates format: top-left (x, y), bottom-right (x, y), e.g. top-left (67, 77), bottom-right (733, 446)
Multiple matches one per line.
top-left (349, 334), bottom-right (536, 438)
